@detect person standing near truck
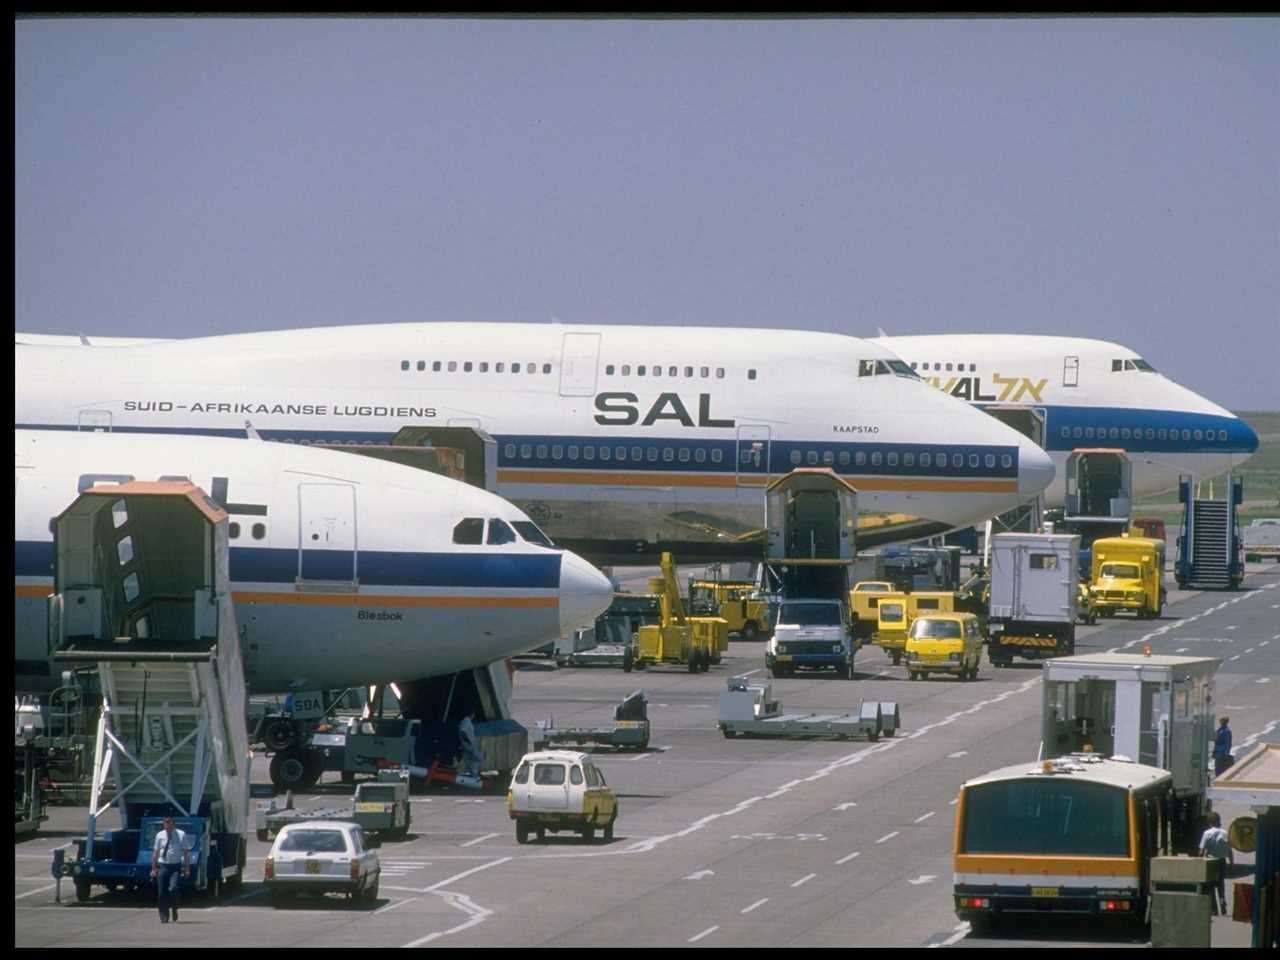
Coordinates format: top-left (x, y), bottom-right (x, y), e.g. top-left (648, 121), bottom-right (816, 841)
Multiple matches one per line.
top-left (1213, 716), bottom-right (1234, 776)
top-left (1198, 812), bottom-right (1233, 915)
top-left (150, 816), bottom-right (190, 923)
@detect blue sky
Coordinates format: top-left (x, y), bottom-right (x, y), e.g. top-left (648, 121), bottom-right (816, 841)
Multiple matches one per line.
top-left (15, 17), bottom-right (1279, 409)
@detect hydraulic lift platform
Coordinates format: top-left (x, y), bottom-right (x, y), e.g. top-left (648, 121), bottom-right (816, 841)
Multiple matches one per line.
top-left (718, 677), bottom-right (900, 741)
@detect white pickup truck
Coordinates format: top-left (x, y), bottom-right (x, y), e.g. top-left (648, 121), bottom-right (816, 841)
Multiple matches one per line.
top-left (1243, 518), bottom-right (1280, 563)
top-left (765, 599), bottom-right (855, 680)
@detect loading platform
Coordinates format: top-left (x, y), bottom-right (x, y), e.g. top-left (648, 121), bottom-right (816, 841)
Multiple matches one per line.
top-left (532, 689), bottom-right (650, 752)
top-left (718, 677), bottom-right (900, 741)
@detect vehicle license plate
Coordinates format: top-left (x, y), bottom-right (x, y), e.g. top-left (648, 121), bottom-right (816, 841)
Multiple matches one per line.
top-left (1030, 886), bottom-right (1059, 898)
top-left (356, 802), bottom-right (384, 813)
top-left (306, 860), bottom-right (321, 875)
top-left (776, 655), bottom-right (792, 661)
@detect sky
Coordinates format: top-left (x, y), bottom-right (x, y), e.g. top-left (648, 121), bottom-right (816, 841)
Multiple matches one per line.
top-left (14, 17), bottom-right (1279, 410)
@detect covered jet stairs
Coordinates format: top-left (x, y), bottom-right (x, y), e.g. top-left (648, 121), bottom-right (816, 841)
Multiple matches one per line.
top-left (51, 482), bottom-right (250, 899)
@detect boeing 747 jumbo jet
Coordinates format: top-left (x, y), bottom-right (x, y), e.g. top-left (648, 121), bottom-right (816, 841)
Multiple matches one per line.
top-left (14, 429), bottom-right (613, 694)
top-left (15, 324), bottom-right (1054, 563)
top-left (875, 334), bottom-right (1259, 504)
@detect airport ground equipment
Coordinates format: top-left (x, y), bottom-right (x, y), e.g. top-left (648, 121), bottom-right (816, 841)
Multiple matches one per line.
top-left (718, 677), bottom-right (898, 741)
top-left (1149, 856), bottom-right (1216, 948)
top-left (986, 533), bottom-right (1079, 665)
top-left (49, 482), bottom-right (251, 901)
top-left (631, 553), bottom-right (721, 673)
top-left (1041, 651), bottom-right (1219, 852)
top-left (687, 578), bottom-right (772, 641)
top-left (1089, 534), bottom-right (1166, 619)
top-left (767, 597), bottom-right (856, 678)
top-left (848, 580), bottom-right (893, 644)
top-left (877, 545), bottom-right (963, 592)
top-left (1060, 448), bottom-right (1135, 577)
top-left (1175, 473), bottom-right (1245, 589)
top-left (532, 689), bottom-right (650, 752)
top-left (15, 737), bottom-right (48, 836)
top-left (1243, 518), bottom-right (1280, 563)
top-left (870, 590), bottom-right (961, 666)
top-left (254, 769), bottom-right (411, 842)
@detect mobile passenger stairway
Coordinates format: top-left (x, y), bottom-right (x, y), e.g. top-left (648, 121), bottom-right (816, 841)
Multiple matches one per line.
top-left (1175, 474), bottom-right (1244, 590)
top-left (49, 482), bottom-right (251, 902)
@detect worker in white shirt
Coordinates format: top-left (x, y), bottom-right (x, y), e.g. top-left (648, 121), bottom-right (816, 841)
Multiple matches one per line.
top-left (150, 816), bottom-right (191, 924)
top-left (1198, 812), bottom-right (1234, 916)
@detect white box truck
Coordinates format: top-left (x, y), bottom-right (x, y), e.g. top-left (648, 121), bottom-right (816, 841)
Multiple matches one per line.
top-left (987, 533), bottom-right (1079, 666)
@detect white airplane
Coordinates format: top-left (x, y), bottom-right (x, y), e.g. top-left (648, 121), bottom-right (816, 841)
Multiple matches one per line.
top-left (874, 334), bottom-right (1260, 505)
top-left (14, 323), bottom-right (1055, 562)
top-left (14, 428), bottom-right (613, 695)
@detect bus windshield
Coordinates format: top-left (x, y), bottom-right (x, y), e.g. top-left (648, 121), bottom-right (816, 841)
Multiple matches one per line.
top-left (779, 603), bottom-right (842, 626)
top-left (960, 779), bottom-right (1130, 857)
top-left (910, 619), bottom-right (961, 640)
top-left (1100, 563), bottom-right (1140, 579)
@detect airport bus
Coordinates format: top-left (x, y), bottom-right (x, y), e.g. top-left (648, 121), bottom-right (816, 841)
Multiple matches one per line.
top-left (953, 753), bottom-right (1172, 932)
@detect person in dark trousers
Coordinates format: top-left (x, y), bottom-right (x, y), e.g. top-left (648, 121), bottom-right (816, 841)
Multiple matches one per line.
top-left (1213, 716), bottom-right (1234, 776)
top-left (150, 816), bottom-right (190, 923)
top-left (1198, 811), bottom-right (1233, 915)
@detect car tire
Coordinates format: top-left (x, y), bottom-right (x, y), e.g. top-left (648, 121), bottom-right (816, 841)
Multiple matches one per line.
top-left (75, 879), bottom-right (91, 902)
top-left (603, 818), bottom-right (615, 842)
top-left (891, 651), bottom-right (902, 666)
top-left (622, 647), bottom-right (633, 673)
top-left (581, 824), bottom-right (595, 842)
top-left (516, 821), bottom-right (530, 844)
top-left (741, 621), bottom-right (759, 642)
top-left (364, 875), bottom-right (379, 901)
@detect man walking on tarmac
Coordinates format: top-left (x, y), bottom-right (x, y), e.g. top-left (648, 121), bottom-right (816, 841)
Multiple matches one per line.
top-left (1213, 716), bottom-right (1234, 776)
top-left (151, 816), bottom-right (190, 923)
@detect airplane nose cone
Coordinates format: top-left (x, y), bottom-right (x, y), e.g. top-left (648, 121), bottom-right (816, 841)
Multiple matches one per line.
top-left (1017, 440), bottom-right (1056, 499)
top-left (1237, 418), bottom-right (1260, 456)
top-left (558, 550), bottom-right (614, 635)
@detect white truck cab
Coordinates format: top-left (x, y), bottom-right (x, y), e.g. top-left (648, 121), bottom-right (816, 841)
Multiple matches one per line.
top-left (766, 598), bottom-right (854, 680)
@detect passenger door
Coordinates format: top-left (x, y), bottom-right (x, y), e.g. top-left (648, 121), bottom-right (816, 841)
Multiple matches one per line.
top-left (735, 424), bottom-right (771, 488)
top-left (1063, 356), bottom-right (1079, 388)
top-left (297, 483), bottom-right (357, 585)
top-left (559, 333), bottom-right (601, 397)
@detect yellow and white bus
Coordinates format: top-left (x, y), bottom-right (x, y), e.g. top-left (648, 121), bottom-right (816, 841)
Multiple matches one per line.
top-left (953, 754), bottom-right (1173, 931)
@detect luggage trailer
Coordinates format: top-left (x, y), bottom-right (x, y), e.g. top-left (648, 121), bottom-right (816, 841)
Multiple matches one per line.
top-left (718, 677), bottom-right (900, 742)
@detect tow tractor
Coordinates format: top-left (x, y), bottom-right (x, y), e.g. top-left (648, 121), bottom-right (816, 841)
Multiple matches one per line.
top-left (718, 677), bottom-right (900, 741)
top-left (532, 689), bottom-right (650, 752)
top-left (50, 482), bottom-right (251, 901)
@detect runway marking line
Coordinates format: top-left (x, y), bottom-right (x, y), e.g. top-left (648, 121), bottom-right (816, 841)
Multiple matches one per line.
top-left (914, 812), bottom-right (936, 823)
top-left (928, 922), bottom-right (971, 948)
top-left (836, 851), bottom-right (861, 865)
top-left (876, 831), bottom-right (899, 844)
top-left (14, 883), bottom-right (56, 901)
top-left (791, 873), bottom-right (817, 888)
top-left (688, 925), bottom-right (720, 942)
top-left (375, 895), bottom-right (420, 914)
top-left (459, 832), bottom-right (499, 848)
top-left (741, 898), bottom-right (769, 914)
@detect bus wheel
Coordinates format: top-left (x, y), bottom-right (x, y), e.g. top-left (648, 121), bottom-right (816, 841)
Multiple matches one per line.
top-left (741, 622), bottom-right (759, 642)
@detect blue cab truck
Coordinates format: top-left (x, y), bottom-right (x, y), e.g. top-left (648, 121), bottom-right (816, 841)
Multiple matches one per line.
top-left (58, 805), bottom-right (246, 903)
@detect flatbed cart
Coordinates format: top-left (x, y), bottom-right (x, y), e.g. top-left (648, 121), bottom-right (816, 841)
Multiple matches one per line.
top-left (718, 677), bottom-right (900, 742)
top-left (254, 770), bottom-right (411, 842)
top-left (532, 690), bottom-right (650, 752)
top-left (557, 643), bottom-right (630, 669)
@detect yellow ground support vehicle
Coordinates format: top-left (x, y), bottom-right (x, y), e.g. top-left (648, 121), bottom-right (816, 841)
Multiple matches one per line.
top-left (632, 552), bottom-right (725, 673)
top-left (904, 612), bottom-right (984, 681)
top-left (687, 579), bottom-right (772, 642)
top-left (873, 590), bottom-right (959, 666)
top-left (1089, 535), bottom-right (1166, 619)
top-left (849, 581), bottom-right (894, 645)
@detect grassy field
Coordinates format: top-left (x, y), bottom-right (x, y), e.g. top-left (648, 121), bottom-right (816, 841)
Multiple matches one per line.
top-left (1133, 411), bottom-right (1280, 524)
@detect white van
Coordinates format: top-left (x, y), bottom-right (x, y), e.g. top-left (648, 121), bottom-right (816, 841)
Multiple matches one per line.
top-left (507, 750), bottom-right (618, 843)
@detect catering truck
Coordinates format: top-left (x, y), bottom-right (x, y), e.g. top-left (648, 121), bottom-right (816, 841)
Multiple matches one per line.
top-left (1089, 535), bottom-right (1165, 619)
top-left (986, 532), bottom-right (1079, 666)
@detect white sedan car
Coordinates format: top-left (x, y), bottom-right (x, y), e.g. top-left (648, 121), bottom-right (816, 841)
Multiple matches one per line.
top-left (264, 820), bottom-right (380, 906)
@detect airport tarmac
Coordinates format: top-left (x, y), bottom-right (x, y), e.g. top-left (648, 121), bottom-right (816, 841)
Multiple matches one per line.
top-left (15, 562), bottom-right (1279, 948)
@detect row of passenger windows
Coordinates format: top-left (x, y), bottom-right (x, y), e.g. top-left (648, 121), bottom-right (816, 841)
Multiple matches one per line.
top-left (910, 362), bottom-right (977, 372)
top-left (400, 359), bottom-right (555, 374)
top-left (503, 441), bottom-right (1012, 472)
top-left (1059, 425), bottom-right (1229, 443)
top-left (397, 359), bottom-right (758, 380)
top-left (506, 441), bottom-right (726, 464)
top-left (787, 449), bottom-right (1013, 470)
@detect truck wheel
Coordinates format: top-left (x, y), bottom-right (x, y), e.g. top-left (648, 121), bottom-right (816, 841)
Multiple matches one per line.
top-left (264, 719), bottom-right (296, 752)
top-left (701, 648), bottom-right (712, 672)
top-left (908, 670), bottom-right (919, 681)
top-left (516, 821), bottom-right (530, 844)
top-left (603, 818), bottom-right (614, 842)
top-left (622, 647), bottom-right (633, 673)
top-left (364, 875), bottom-right (379, 901)
top-left (580, 824), bottom-right (595, 842)
top-left (741, 621), bottom-right (759, 642)
top-left (688, 653), bottom-right (699, 674)
top-left (536, 826), bottom-right (546, 842)
top-left (891, 651), bottom-right (902, 666)
top-left (270, 750), bottom-right (320, 791)
top-left (74, 878), bottom-right (91, 902)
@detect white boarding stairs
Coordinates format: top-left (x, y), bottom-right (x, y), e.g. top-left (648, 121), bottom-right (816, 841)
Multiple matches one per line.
top-left (1187, 500), bottom-right (1232, 588)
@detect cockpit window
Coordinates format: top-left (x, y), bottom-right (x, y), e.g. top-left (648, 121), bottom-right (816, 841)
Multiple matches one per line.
top-left (452, 518), bottom-right (484, 545)
top-left (486, 518), bottom-right (517, 545)
top-left (1113, 358), bottom-right (1157, 373)
top-left (512, 520), bottom-right (556, 548)
top-left (859, 359), bottom-right (920, 379)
